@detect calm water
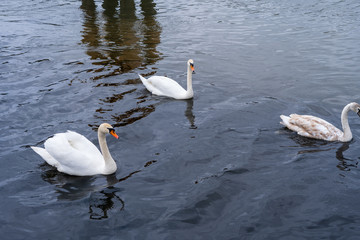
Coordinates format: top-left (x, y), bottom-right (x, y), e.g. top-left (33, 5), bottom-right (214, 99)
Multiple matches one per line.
top-left (1, 0), bottom-right (360, 239)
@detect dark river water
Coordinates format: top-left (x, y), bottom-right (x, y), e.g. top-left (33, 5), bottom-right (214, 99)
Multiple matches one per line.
top-left (1, 0), bottom-right (360, 239)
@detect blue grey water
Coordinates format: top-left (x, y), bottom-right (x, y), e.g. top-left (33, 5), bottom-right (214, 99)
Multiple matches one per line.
top-left (1, 0), bottom-right (360, 239)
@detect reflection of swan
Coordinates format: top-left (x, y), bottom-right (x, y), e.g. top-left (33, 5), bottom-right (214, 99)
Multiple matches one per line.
top-left (335, 142), bottom-right (359, 171)
top-left (31, 123), bottom-right (119, 176)
top-left (139, 59), bottom-right (195, 99)
top-left (89, 186), bottom-right (125, 220)
top-left (336, 142), bottom-right (351, 171)
top-left (280, 102), bottom-right (360, 142)
top-left (185, 99), bottom-right (197, 129)
top-left (40, 160), bottom-right (156, 201)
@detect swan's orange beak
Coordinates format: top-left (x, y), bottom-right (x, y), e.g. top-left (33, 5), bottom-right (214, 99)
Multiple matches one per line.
top-left (190, 64), bottom-right (195, 73)
top-left (110, 130), bottom-right (119, 139)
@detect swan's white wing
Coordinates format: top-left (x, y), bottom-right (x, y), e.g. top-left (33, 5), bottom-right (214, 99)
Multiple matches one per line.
top-left (64, 131), bottom-right (102, 159)
top-left (44, 131), bottom-right (104, 175)
top-left (139, 75), bottom-right (187, 99)
top-left (281, 114), bottom-right (343, 141)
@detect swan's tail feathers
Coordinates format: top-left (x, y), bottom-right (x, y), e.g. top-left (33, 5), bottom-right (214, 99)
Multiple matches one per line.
top-left (138, 74), bottom-right (147, 84)
top-left (280, 114), bottom-right (290, 126)
top-left (280, 114), bottom-right (304, 134)
top-left (31, 146), bottom-right (59, 167)
top-left (138, 74), bottom-right (155, 94)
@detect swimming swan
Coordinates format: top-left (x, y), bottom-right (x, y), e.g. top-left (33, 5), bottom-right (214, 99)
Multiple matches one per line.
top-left (31, 123), bottom-right (119, 176)
top-left (280, 102), bottom-right (360, 142)
top-left (138, 59), bottom-right (195, 99)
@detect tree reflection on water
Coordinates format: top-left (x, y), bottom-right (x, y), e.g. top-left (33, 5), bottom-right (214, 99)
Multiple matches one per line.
top-left (80, 0), bottom-right (162, 76)
top-left (80, 0), bottom-right (162, 128)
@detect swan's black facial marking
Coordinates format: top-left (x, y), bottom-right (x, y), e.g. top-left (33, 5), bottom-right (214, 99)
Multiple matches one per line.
top-left (357, 108), bottom-right (360, 117)
top-left (107, 127), bottom-right (115, 133)
top-left (189, 62), bottom-right (195, 73)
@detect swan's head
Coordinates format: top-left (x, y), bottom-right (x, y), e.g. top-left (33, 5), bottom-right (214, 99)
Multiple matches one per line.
top-left (99, 123), bottom-right (119, 139)
top-left (187, 59), bottom-right (195, 73)
top-left (349, 102), bottom-right (360, 117)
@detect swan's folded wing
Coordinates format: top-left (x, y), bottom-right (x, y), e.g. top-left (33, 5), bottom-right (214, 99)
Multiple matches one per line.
top-left (289, 114), bottom-right (342, 140)
top-left (44, 132), bottom-right (103, 173)
top-left (147, 76), bottom-right (187, 97)
top-left (64, 131), bottom-right (102, 159)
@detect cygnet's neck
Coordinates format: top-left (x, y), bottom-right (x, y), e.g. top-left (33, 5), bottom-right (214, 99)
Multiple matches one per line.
top-left (340, 103), bottom-right (352, 142)
top-left (98, 131), bottom-right (117, 173)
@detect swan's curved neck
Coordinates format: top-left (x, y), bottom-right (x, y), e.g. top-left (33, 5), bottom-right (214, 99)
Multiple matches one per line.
top-left (98, 131), bottom-right (117, 173)
top-left (341, 103), bottom-right (352, 142)
top-left (186, 65), bottom-right (193, 96)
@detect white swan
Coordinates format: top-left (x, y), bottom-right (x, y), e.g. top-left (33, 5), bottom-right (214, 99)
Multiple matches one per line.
top-left (31, 123), bottom-right (119, 176)
top-left (280, 102), bottom-right (360, 142)
top-left (138, 59), bottom-right (195, 99)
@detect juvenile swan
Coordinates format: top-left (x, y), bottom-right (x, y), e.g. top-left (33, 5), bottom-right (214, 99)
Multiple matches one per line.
top-left (31, 123), bottom-right (119, 176)
top-left (138, 59), bottom-right (195, 99)
top-left (280, 102), bottom-right (360, 142)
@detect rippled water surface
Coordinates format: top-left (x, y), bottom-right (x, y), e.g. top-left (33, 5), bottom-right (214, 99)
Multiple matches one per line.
top-left (1, 0), bottom-right (360, 239)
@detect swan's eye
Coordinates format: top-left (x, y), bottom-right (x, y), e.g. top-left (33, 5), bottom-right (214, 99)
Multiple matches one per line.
top-left (107, 128), bottom-right (115, 133)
